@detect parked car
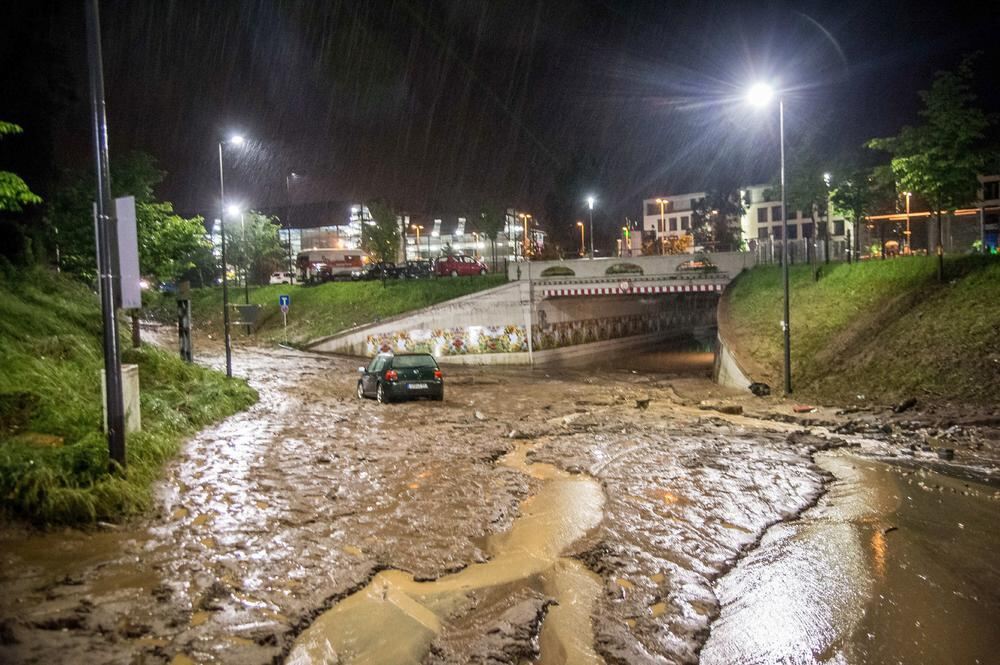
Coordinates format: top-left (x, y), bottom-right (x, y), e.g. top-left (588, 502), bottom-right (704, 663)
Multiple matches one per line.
top-left (399, 260), bottom-right (433, 279)
top-left (434, 254), bottom-right (489, 277)
top-left (269, 271), bottom-right (295, 284)
top-left (351, 262), bottom-right (400, 281)
top-left (357, 353), bottom-right (444, 403)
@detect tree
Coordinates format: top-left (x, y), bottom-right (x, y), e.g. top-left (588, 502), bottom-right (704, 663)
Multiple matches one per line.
top-left (691, 189), bottom-right (745, 252)
top-left (46, 152), bottom-right (207, 284)
top-left (362, 200), bottom-right (401, 264)
top-left (473, 203), bottom-right (507, 269)
top-left (138, 203), bottom-right (211, 284)
top-left (830, 164), bottom-right (896, 259)
top-left (868, 55), bottom-right (991, 278)
top-left (0, 122), bottom-right (42, 212)
top-left (225, 212), bottom-right (286, 286)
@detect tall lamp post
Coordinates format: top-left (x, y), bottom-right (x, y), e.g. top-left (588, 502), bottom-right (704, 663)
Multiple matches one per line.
top-left (217, 134), bottom-right (244, 378)
top-left (576, 221), bottom-right (585, 256)
top-left (586, 195), bottom-right (596, 258)
top-left (656, 198), bottom-right (666, 254)
top-left (748, 82), bottom-right (791, 395)
top-left (519, 213), bottom-right (532, 259)
top-left (904, 191), bottom-right (912, 254)
top-left (412, 224), bottom-right (423, 259)
top-left (285, 172), bottom-right (299, 280)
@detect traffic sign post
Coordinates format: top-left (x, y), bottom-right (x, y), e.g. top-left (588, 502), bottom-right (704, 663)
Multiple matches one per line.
top-left (279, 295), bottom-right (290, 342)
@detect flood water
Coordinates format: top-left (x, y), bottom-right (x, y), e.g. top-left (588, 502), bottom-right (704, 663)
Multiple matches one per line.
top-left (702, 452), bottom-right (1000, 665)
top-left (2, 344), bottom-right (998, 664)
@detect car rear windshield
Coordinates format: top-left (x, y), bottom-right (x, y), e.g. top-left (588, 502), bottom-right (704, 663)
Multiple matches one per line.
top-left (393, 354), bottom-right (438, 369)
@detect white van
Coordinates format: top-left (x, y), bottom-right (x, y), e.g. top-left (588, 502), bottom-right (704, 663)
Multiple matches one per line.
top-left (269, 271), bottom-right (295, 284)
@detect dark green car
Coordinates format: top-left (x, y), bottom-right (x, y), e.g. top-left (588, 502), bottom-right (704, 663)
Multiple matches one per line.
top-left (356, 353), bottom-right (444, 403)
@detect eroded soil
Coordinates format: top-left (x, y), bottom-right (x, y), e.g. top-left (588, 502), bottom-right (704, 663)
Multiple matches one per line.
top-left (1, 345), bottom-right (998, 664)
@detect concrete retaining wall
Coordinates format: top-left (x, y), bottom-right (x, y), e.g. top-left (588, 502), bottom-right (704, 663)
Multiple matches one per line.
top-left (714, 332), bottom-right (752, 392)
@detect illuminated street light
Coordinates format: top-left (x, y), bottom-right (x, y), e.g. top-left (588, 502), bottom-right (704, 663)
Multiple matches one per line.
top-left (904, 191), bottom-right (913, 253)
top-left (747, 82), bottom-right (774, 107)
top-left (226, 203), bottom-right (242, 217)
top-left (217, 133), bottom-right (248, 377)
top-left (748, 82), bottom-right (791, 395)
top-left (411, 224), bottom-right (424, 259)
top-left (586, 195), bottom-right (596, 259)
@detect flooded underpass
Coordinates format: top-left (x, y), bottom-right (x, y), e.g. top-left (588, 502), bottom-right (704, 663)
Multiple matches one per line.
top-left (2, 344), bottom-right (999, 664)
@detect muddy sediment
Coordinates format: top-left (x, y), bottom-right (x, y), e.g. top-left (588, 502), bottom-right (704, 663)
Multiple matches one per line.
top-left (1, 345), bottom-right (998, 664)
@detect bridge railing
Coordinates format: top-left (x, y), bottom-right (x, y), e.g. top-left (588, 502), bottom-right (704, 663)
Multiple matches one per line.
top-left (508, 251), bottom-right (755, 281)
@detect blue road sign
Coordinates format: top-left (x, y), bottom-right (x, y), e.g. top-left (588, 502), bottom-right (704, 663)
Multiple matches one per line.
top-left (279, 294), bottom-right (290, 307)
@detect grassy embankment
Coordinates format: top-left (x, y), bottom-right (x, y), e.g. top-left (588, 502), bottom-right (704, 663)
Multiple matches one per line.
top-left (0, 269), bottom-right (257, 525)
top-left (146, 274), bottom-right (508, 345)
top-left (722, 255), bottom-right (1000, 406)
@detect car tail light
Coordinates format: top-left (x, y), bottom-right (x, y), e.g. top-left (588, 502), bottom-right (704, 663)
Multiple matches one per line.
top-left (385, 370), bottom-right (398, 381)
top-left (434, 369), bottom-right (442, 379)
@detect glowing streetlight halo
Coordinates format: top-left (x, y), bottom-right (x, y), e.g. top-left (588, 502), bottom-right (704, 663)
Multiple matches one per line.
top-left (226, 203), bottom-right (242, 217)
top-left (747, 82), bottom-right (775, 107)
top-left (228, 134), bottom-right (245, 146)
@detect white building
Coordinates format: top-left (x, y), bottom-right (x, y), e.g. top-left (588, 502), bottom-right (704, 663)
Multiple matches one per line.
top-left (641, 192), bottom-right (705, 239)
top-left (738, 184), bottom-right (852, 245)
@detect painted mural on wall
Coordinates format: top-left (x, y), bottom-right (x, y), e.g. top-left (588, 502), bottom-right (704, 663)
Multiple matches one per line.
top-left (365, 325), bottom-right (529, 356)
top-left (363, 298), bottom-right (715, 357)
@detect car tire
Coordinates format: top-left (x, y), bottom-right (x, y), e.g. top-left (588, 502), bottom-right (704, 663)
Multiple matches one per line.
top-left (450, 270), bottom-right (459, 277)
top-left (357, 381), bottom-right (365, 400)
top-left (376, 383), bottom-right (390, 404)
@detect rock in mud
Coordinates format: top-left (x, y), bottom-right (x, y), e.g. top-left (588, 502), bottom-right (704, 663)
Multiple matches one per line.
top-left (893, 397), bottom-right (918, 413)
top-left (748, 382), bottom-right (770, 397)
top-left (698, 400), bottom-right (743, 416)
top-left (427, 590), bottom-right (554, 664)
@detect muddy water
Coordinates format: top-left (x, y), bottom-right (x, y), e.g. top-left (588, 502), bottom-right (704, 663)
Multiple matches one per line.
top-left (2, 343), bottom-right (998, 665)
top-left (287, 441), bottom-right (605, 664)
top-left (701, 452), bottom-right (1000, 664)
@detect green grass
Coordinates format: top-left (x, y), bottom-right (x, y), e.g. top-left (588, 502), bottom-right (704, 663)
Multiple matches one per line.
top-left (0, 269), bottom-right (257, 525)
top-left (724, 255), bottom-right (1000, 405)
top-left (145, 274), bottom-right (508, 345)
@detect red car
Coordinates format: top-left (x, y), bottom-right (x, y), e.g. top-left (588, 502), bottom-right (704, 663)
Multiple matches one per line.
top-left (434, 254), bottom-right (489, 277)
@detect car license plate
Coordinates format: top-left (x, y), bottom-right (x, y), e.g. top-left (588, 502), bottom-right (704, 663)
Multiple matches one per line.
top-left (409, 383), bottom-right (428, 389)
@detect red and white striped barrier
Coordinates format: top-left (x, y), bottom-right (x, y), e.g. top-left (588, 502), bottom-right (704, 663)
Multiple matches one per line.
top-left (542, 283), bottom-right (724, 297)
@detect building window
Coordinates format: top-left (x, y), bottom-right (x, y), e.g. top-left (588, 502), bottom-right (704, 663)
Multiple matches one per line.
top-left (758, 227), bottom-right (769, 239)
top-left (646, 202), bottom-right (659, 216)
top-left (983, 181), bottom-right (1000, 201)
top-left (771, 206), bottom-right (782, 222)
top-left (757, 208), bottom-right (768, 224)
top-left (802, 222), bottom-right (814, 239)
top-left (788, 210), bottom-right (799, 220)
top-left (834, 220), bottom-right (845, 236)
top-left (681, 216), bottom-right (690, 230)
top-left (772, 226), bottom-right (782, 240)
top-left (670, 218), bottom-right (678, 232)
top-left (787, 225), bottom-right (798, 239)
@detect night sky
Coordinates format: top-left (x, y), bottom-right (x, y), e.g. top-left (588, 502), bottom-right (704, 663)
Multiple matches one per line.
top-left (2, 0), bottom-right (998, 234)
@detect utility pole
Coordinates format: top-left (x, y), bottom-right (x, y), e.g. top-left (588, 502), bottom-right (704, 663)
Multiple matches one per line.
top-left (85, 0), bottom-right (126, 469)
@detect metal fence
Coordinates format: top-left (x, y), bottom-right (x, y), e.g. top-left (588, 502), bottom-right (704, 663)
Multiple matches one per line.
top-left (751, 238), bottom-right (852, 265)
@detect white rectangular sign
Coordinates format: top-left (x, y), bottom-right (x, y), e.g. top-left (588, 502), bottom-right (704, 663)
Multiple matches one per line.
top-left (115, 196), bottom-right (142, 309)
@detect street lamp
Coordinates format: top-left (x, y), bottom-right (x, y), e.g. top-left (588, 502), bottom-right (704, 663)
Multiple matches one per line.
top-left (217, 134), bottom-right (245, 378)
top-left (576, 222), bottom-right (585, 256)
top-left (904, 191), bottom-right (912, 253)
top-left (519, 213), bottom-right (532, 260)
top-left (748, 82), bottom-right (792, 395)
top-left (586, 195), bottom-right (596, 258)
top-left (227, 203), bottom-right (250, 302)
top-left (411, 224), bottom-right (423, 259)
top-left (655, 198), bottom-right (667, 254)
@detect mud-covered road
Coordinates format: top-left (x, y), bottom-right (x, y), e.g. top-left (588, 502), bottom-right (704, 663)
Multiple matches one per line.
top-left (2, 345), bottom-right (999, 664)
